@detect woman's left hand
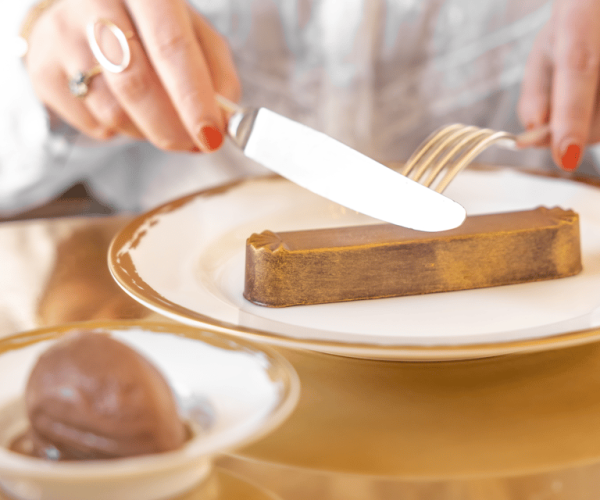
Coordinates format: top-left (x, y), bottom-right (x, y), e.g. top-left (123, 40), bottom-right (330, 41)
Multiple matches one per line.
top-left (518, 0), bottom-right (600, 171)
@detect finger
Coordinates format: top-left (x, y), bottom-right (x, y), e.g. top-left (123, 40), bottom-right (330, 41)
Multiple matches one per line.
top-left (25, 12), bottom-right (109, 140)
top-left (188, 9), bottom-right (241, 103)
top-left (67, 37), bottom-right (145, 140)
top-left (89, 10), bottom-right (198, 151)
top-left (550, 0), bottom-right (600, 171)
top-left (85, 74), bottom-right (145, 140)
top-left (126, 0), bottom-right (225, 152)
top-left (587, 82), bottom-right (600, 143)
top-left (189, 10), bottom-right (241, 125)
top-left (46, 70), bottom-right (113, 141)
top-left (517, 26), bottom-right (552, 133)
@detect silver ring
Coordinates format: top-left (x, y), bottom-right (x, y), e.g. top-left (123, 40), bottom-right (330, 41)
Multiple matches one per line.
top-left (68, 65), bottom-right (102, 98)
top-left (86, 19), bottom-right (132, 74)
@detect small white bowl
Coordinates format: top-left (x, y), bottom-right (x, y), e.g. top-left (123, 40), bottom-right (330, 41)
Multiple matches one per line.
top-left (0, 321), bottom-right (300, 500)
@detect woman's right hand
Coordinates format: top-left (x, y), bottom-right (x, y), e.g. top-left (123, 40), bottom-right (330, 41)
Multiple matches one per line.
top-left (25, 0), bottom-right (240, 153)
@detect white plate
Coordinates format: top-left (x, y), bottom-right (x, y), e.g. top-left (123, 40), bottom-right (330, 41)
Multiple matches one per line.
top-left (109, 168), bottom-right (600, 360)
top-left (0, 321), bottom-right (299, 500)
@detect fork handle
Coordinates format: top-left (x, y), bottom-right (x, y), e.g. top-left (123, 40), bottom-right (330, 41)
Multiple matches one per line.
top-left (514, 124), bottom-right (551, 148)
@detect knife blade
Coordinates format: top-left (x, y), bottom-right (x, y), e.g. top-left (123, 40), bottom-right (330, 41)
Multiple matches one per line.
top-left (217, 97), bottom-right (466, 232)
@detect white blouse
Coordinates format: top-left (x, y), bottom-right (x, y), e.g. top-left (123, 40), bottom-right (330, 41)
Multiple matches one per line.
top-left (3, 0), bottom-right (589, 215)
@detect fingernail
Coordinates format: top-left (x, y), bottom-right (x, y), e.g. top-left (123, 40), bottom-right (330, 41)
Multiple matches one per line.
top-left (198, 125), bottom-right (223, 152)
top-left (560, 143), bottom-right (581, 171)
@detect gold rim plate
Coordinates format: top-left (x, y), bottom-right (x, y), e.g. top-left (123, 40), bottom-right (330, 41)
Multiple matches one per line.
top-left (108, 167), bottom-right (600, 360)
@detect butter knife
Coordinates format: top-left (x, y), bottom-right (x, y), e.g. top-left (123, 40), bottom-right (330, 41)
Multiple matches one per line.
top-left (216, 96), bottom-right (466, 232)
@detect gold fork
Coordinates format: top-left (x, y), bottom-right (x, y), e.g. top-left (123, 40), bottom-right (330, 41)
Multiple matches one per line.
top-left (400, 123), bottom-right (551, 193)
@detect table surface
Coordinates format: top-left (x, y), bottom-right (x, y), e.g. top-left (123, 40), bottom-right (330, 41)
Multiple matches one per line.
top-left (2, 214), bottom-right (600, 500)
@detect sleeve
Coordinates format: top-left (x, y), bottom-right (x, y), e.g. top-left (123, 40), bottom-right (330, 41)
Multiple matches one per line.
top-left (0, 2), bottom-right (109, 216)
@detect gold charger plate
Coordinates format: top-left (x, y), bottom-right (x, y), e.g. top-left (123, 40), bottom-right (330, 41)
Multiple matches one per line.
top-left (230, 339), bottom-right (600, 481)
top-left (109, 167), bottom-right (600, 360)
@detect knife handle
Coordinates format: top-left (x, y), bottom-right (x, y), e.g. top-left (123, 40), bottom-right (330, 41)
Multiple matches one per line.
top-left (216, 94), bottom-right (244, 116)
top-left (215, 94), bottom-right (257, 150)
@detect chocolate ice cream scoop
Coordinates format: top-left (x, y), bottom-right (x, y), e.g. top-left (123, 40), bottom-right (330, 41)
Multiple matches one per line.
top-left (22, 331), bottom-right (187, 460)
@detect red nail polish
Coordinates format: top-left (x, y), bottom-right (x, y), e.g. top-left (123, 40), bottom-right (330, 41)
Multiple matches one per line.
top-left (199, 125), bottom-right (223, 151)
top-left (561, 144), bottom-right (581, 171)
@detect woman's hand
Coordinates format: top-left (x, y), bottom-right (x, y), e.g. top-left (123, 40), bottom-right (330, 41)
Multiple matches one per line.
top-left (25, 0), bottom-right (240, 152)
top-left (518, 0), bottom-right (600, 171)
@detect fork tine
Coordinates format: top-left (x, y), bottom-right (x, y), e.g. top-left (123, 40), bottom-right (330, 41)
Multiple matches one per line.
top-left (404, 123), bottom-right (522, 196)
top-left (420, 127), bottom-right (491, 187)
top-left (409, 125), bottom-right (481, 182)
top-left (400, 124), bottom-right (466, 177)
top-left (434, 130), bottom-right (515, 193)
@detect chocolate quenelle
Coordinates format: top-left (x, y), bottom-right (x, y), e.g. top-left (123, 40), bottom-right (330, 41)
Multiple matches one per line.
top-left (244, 207), bottom-right (582, 307)
top-left (12, 331), bottom-right (187, 460)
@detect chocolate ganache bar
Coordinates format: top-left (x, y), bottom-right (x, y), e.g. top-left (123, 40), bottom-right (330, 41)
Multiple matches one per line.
top-left (244, 207), bottom-right (582, 307)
